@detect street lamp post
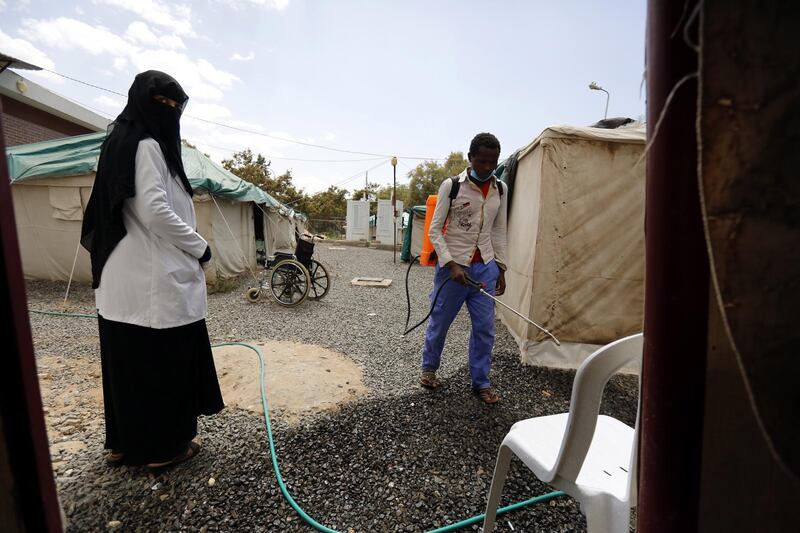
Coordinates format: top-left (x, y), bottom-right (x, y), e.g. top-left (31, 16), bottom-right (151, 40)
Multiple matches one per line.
top-left (391, 156), bottom-right (398, 263)
top-left (589, 81), bottom-right (610, 119)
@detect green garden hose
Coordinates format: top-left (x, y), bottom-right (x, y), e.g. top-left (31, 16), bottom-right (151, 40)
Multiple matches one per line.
top-left (30, 310), bottom-right (566, 532)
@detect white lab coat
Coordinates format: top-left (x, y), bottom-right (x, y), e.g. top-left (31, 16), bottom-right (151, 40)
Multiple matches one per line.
top-left (95, 138), bottom-right (209, 329)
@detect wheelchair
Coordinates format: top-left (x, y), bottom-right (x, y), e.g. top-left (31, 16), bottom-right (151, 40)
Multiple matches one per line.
top-left (244, 234), bottom-right (331, 307)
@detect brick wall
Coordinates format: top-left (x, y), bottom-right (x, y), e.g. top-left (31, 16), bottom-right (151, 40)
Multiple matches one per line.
top-left (1, 95), bottom-right (94, 146)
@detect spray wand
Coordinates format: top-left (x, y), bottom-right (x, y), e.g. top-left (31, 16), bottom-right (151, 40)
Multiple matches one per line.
top-left (462, 274), bottom-right (561, 346)
top-left (402, 257), bottom-right (560, 346)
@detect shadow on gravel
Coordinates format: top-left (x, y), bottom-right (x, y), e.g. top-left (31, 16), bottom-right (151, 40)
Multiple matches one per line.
top-left (60, 355), bottom-right (636, 533)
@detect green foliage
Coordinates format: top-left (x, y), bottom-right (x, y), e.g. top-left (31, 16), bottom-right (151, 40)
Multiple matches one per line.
top-left (351, 182), bottom-right (380, 202)
top-left (221, 149), bottom-right (307, 211)
top-left (218, 148), bottom-right (466, 234)
top-left (305, 186), bottom-right (349, 219)
top-left (271, 169), bottom-right (307, 211)
top-left (407, 152), bottom-right (468, 206)
top-left (377, 184), bottom-right (411, 206)
top-left (221, 148), bottom-right (272, 188)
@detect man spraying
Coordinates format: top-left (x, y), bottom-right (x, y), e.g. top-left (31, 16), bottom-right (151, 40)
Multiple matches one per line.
top-left (420, 133), bottom-right (508, 404)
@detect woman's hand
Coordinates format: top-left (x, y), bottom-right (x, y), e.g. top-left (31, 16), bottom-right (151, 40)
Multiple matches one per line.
top-left (199, 245), bottom-right (212, 264)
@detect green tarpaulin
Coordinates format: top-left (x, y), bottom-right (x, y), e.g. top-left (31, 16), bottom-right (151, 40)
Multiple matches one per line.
top-left (5, 131), bottom-right (290, 210)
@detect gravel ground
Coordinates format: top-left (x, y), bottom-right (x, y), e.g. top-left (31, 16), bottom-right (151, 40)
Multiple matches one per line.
top-left (27, 245), bottom-right (638, 532)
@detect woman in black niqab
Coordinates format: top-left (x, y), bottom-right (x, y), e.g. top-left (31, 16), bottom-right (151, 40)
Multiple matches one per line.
top-left (81, 70), bottom-right (193, 288)
top-left (82, 71), bottom-right (223, 469)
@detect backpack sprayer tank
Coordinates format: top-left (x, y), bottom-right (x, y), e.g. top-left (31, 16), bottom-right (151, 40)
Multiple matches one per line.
top-left (419, 194), bottom-right (439, 267)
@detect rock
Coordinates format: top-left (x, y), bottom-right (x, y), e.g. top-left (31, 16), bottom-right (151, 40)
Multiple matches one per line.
top-left (107, 520), bottom-right (121, 529)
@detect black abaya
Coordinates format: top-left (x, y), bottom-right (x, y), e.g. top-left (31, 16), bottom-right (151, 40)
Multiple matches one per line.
top-left (99, 315), bottom-right (224, 465)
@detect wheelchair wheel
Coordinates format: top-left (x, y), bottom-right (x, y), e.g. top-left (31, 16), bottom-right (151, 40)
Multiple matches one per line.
top-left (307, 259), bottom-right (331, 300)
top-left (269, 259), bottom-right (310, 307)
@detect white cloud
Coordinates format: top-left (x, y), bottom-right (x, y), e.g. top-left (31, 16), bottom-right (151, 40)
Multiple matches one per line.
top-left (125, 21), bottom-right (185, 50)
top-left (0, 28), bottom-right (63, 84)
top-left (158, 34), bottom-right (186, 50)
top-left (215, 0), bottom-right (290, 10)
top-left (196, 58), bottom-right (238, 88)
top-left (19, 17), bottom-right (238, 102)
top-left (131, 49), bottom-right (239, 101)
top-left (125, 21), bottom-right (158, 46)
top-left (113, 56), bottom-right (129, 71)
top-left (20, 17), bottom-right (132, 57)
top-left (0, 1), bottom-right (7, 11)
top-left (185, 102), bottom-right (231, 122)
top-left (97, 0), bottom-right (193, 36)
top-left (231, 51), bottom-right (255, 62)
top-left (93, 94), bottom-right (126, 115)
top-left (0, 28), bottom-right (55, 68)
top-left (227, 119), bottom-right (265, 131)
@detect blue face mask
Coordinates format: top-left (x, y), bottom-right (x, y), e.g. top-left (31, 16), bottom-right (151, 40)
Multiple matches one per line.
top-left (470, 168), bottom-right (495, 183)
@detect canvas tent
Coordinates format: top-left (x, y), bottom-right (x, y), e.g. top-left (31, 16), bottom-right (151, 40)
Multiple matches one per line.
top-left (6, 131), bottom-right (298, 282)
top-left (497, 124), bottom-right (646, 369)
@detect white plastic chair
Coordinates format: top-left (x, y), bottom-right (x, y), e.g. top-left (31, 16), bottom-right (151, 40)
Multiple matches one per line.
top-left (482, 333), bottom-right (643, 532)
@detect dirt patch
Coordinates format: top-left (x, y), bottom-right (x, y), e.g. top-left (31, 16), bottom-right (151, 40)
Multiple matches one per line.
top-left (213, 340), bottom-right (368, 424)
top-left (36, 340), bottom-right (368, 459)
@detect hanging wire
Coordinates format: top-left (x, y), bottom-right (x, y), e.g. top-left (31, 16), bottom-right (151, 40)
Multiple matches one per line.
top-left (280, 158), bottom-right (392, 208)
top-left (189, 139), bottom-right (387, 163)
top-left (35, 67), bottom-right (447, 161)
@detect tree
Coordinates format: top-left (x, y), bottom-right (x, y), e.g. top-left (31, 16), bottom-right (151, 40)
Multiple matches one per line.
top-left (221, 148), bottom-right (272, 188)
top-left (351, 182), bottom-right (380, 202)
top-left (377, 183), bottom-right (411, 206)
top-left (221, 149), bottom-right (307, 211)
top-left (271, 170), bottom-right (307, 211)
top-left (351, 182), bottom-right (380, 217)
top-left (305, 186), bottom-right (348, 220)
top-left (407, 152), bottom-right (468, 206)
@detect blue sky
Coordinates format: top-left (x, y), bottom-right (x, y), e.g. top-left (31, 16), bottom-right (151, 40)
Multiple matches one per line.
top-left (1, 0), bottom-right (646, 193)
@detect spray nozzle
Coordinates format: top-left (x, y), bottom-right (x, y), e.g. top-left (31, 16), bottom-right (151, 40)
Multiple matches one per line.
top-left (463, 275), bottom-right (485, 290)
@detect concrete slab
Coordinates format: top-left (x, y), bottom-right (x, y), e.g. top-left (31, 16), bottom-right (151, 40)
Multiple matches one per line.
top-left (350, 277), bottom-right (393, 288)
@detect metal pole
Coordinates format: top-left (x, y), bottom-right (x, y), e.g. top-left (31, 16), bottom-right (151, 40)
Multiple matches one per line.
top-left (639, 1), bottom-right (708, 531)
top-left (391, 157), bottom-right (397, 263)
top-left (602, 88), bottom-right (610, 119)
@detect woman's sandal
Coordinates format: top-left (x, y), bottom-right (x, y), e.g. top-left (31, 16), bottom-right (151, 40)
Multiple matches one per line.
top-left (476, 387), bottom-right (501, 404)
top-left (106, 451), bottom-right (125, 467)
top-left (419, 371), bottom-right (443, 389)
top-left (146, 441), bottom-right (201, 470)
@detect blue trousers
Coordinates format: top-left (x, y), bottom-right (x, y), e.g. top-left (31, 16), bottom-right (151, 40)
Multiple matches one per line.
top-left (421, 260), bottom-right (500, 390)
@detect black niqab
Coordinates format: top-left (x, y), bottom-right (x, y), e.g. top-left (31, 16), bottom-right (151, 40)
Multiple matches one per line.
top-left (81, 71), bottom-right (191, 289)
